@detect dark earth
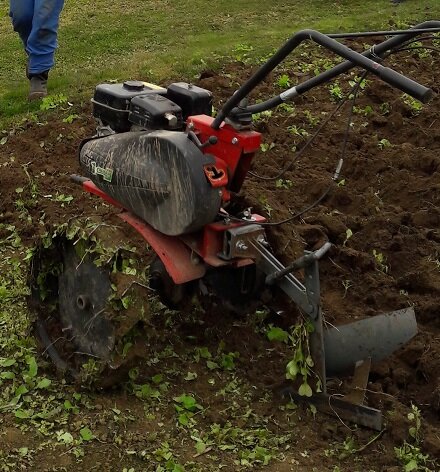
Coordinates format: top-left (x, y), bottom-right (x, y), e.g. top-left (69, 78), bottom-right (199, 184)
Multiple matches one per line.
top-left (0, 42), bottom-right (439, 471)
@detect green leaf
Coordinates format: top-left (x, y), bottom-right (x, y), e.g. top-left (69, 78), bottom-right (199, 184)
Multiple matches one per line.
top-left (298, 382), bottom-right (313, 397)
top-left (80, 427), bottom-right (94, 441)
top-left (122, 342), bottom-right (133, 358)
top-left (129, 367), bottom-right (139, 380)
top-left (64, 400), bottom-right (74, 410)
top-left (26, 356), bottom-right (38, 378)
top-left (174, 394), bottom-right (202, 412)
top-left (15, 385), bottom-right (29, 396)
top-left (1, 372), bottom-right (15, 380)
top-left (195, 441), bottom-right (206, 454)
top-left (178, 413), bottom-right (189, 426)
top-left (267, 326), bottom-right (289, 343)
top-left (221, 353), bottom-right (236, 370)
top-left (121, 296), bottom-right (131, 309)
top-left (404, 459), bottom-right (418, 472)
top-left (286, 360), bottom-right (299, 380)
top-left (184, 372), bottom-right (197, 381)
top-left (0, 358), bottom-right (16, 367)
top-left (198, 347), bottom-right (211, 359)
top-left (152, 374), bottom-right (163, 384)
top-left (58, 432), bottom-right (74, 444)
top-left (18, 447), bottom-right (28, 456)
top-left (206, 360), bottom-right (219, 370)
top-left (36, 378), bottom-right (51, 389)
top-left (15, 409), bottom-right (32, 419)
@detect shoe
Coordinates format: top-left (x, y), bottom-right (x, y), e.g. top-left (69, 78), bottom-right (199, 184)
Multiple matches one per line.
top-left (28, 71), bottom-right (48, 101)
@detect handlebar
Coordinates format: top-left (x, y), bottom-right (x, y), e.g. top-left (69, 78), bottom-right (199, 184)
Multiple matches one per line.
top-left (212, 20), bottom-right (440, 129)
top-left (377, 66), bottom-right (432, 103)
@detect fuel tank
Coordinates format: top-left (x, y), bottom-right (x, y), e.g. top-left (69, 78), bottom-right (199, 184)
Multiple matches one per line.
top-left (79, 131), bottom-right (222, 235)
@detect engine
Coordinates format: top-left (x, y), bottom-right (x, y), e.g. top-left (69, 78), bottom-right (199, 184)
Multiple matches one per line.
top-left (80, 80), bottom-right (222, 236)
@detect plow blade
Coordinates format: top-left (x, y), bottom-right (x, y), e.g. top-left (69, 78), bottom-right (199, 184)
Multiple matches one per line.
top-left (324, 308), bottom-right (417, 376)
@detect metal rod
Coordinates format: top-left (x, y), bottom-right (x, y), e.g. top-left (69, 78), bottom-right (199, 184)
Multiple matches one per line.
top-left (326, 27), bottom-right (440, 38)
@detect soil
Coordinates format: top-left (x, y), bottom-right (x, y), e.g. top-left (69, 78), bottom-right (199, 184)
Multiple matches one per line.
top-left (0, 45), bottom-right (439, 471)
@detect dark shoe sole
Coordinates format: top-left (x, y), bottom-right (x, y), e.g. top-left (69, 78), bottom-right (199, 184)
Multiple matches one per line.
top-left (28, 91), bottom-right (47, 101)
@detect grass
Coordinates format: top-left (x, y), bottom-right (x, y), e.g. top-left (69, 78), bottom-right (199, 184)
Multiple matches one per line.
top-left (0, 0), bottom-right (439, 123)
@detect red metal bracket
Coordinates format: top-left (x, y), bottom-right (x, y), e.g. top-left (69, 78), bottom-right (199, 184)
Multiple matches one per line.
top-left (119, 212), bottom-right (206, 284)
top-left (83, 180), bottom-right (124, 208)
top-left (188, 115), bottom-right (261, 193)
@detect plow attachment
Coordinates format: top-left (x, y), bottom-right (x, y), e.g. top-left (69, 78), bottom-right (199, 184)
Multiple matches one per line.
top-left (251, 235), bottom-right (418, 429)
top-left (324, 307), bottom-right (417, 376)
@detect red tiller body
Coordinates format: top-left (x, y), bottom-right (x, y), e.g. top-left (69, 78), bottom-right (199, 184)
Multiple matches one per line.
top-left (187, 115), bottom-right (262, 196)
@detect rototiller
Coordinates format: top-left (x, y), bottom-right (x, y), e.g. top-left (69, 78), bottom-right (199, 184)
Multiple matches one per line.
top-left (32, 21), bottom-right (439, 429)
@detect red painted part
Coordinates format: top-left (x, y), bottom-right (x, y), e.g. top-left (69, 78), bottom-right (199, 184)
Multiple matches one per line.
top-left (203, 163), bottom-right (228, 188)
top-left (188, 115), bottom-right (261, 193)
top-left (119, 212), bottom-right (206, 284)
top-left (83, 180), bottom-right (124, 209)
top-left (180, 214), bottom-right (266, 267)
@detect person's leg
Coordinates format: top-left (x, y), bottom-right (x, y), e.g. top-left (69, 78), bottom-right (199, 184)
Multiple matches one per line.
top-left (27, 0), bottom-right (64, 75)
top-left (9, 0), bottom-right (35, 47)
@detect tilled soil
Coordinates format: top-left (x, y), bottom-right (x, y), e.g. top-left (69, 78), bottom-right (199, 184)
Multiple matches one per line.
top-left (0, 45), bottom-right (439, 471)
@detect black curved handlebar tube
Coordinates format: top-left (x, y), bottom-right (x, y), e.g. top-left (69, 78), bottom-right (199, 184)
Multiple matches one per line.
top-left (211, 21), bottom-right (440, 129)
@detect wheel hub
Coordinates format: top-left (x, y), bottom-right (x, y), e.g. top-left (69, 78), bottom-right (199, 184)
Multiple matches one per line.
top-left (58, 243), bottom-right (115, 360)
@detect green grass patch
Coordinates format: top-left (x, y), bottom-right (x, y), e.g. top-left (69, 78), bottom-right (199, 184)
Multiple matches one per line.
top-left (0, 0), bottom-right (439, 123)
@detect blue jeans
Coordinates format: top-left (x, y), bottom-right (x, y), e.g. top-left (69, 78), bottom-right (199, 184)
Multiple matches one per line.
top-left (9, 0), bottom-right (64, 75)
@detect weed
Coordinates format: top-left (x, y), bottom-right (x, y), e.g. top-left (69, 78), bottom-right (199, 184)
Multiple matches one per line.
top-left (260, 142), bottom-right (275, 153)
top-left (252, 110), bottom-right (273, 123)
top-left (63, 113), bottom-right (79, 123)
top-left (258, 195), bottom-right (273, 216)
top-left (303, 109), bottom-right (320, 126)
top-left (343, 228), bottom-right (353, 246)
top-left (402, 94), bottom-right (423, 116)
top-left (174, 394), bottom-right (203, 427)
top-left (427, 255), bottom-right (440, 272)
top-left (287, 125), bottom-right (309, 138)
top-left (40, 93), bottom-right (68, 111)
top-left (378, 138), bottom-right (391, 149)
top-left (380, 102), bottom-right (390, 115)
top-left (277, 74), bottom-right (291, 88)
top-left (342, 279), bottom-right (352, 298)
top-left (337, 179), bottom-right (346, 187)
top-left (372, 249), bottom-right (388, 273)
top-left (329, 83), bottom-right (343, 101)
top-left (275, 178), bottom-right (293, 189)
top-left (233, 43), bottom-right (254, 63)
top-left (278, 103), bottom-right (295, 114)
top-left (395, 442), bottom-right (431, 472)
top-left (353, 105), bottom-right (373, 116)
top-left (267, 321), bottom-right (320, 397)
top-left (348, 75), bottom-right (369, 96)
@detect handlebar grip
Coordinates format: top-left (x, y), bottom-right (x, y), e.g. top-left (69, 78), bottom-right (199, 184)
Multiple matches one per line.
top-left (377, 66), bottom-right (433, 103)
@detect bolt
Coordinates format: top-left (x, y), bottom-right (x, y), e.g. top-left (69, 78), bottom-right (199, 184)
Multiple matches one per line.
top-left (76, 295), bottom-right (90, 311)
top-left (190, 252), bottom-right (200, 265)
top-left (236, 240), bottom-right (248, 251)
top-left (188, 122), bottom-right (195, 130)
top-left (231, 137), bottom-right (239, 145)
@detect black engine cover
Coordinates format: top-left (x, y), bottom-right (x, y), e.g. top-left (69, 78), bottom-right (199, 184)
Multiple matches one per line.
top-left (79, 131), bottom-right (221, 235)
